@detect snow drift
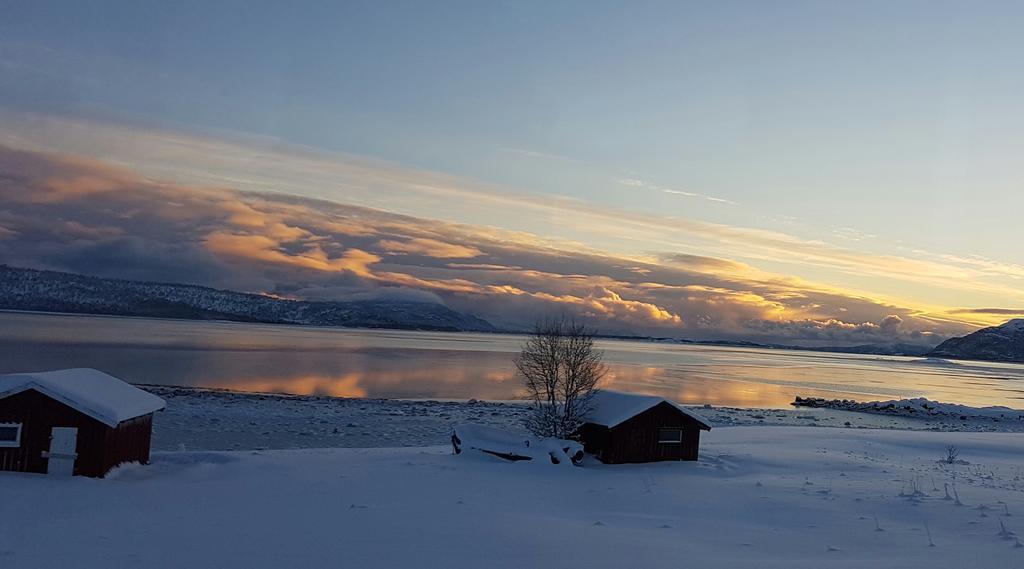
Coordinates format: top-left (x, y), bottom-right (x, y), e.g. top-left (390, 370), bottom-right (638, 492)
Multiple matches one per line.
top-left (793, 396), bottom-right (1024, 422)
top-left (451, 424), bottom-right (584, 466)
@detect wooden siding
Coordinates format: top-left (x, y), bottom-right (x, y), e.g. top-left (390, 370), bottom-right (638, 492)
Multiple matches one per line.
top-left (99, 414), bottom-right (154, 475)
top-left (579, 401), bottom-right (705, 464)
top-left (0, 388), bottom-right (154, 477)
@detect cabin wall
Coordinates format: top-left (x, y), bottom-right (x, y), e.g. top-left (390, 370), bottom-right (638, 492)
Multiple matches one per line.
top-left (0, 389), bottom-right (154, 477)
top-left (591, 402), bottom-right (704, 464)
top-left (576, 423), bottom-right (609, 455)
top-left (102, 414), bottom-right (154, 473)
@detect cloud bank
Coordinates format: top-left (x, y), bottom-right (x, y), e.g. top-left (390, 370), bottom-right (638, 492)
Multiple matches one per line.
top-left (5, 112), bottom-right (1024, 319)
top-left (0, 144), bottom-right (975, 345)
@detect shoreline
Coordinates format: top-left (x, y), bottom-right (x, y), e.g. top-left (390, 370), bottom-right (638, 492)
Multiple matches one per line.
top-left (143, 384), bottom-right (1024, 453)
top-left (7, 311), bottom-right (1024, 412)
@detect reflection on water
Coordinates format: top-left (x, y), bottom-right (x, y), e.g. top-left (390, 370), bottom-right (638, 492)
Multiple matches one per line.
top-left (3, 311), bottom-right (1024, 408)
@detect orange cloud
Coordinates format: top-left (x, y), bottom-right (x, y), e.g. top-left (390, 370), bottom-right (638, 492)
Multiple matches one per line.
top-left (338, 249), bottom-right (382, 277)
top-left (378, 237), bottom-right (481, 259)
top-left (204, 231), bottom-right (381, 275)
top-left (220, 201), bottom-right (311, 241)
top-left (445, 263), bottom-right (523, 271)
top-left (526, 288), bottom-right (682, 325)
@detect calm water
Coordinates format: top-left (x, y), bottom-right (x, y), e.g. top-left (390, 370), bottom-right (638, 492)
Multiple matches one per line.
top-left (3, 311), bottom-right (1024, 409)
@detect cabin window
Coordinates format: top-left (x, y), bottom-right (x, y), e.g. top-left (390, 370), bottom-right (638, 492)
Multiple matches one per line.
top-left (0, 423), bottom-right (21, 447)
top-left (657, 428), bottom-right (683, 444)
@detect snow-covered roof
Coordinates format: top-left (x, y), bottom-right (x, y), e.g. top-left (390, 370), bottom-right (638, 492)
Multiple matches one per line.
top-left (0, 368), bottom-right (166, 427)
top-left (586, 390), bottom-right (712, 430)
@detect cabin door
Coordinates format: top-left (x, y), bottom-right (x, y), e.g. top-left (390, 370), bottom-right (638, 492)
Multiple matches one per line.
top-left (45, 427), bottom-right (78, 476)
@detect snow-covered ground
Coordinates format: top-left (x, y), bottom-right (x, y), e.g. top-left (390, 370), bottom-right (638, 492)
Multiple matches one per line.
top-left (146, 385), bottom-right (533, 451)
top-left (4, 427), bottom-right (1024, 568)
top-left (795, 396), bottom-right (1024, 422)
top-left (145, 386), bottom-right (1024, 452)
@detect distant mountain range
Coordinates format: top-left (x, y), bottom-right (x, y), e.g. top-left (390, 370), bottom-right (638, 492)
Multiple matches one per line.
top-left (791, 342), bottom-right (935, 357)
top-left (649, 338), bottom-right (934, 357)
top-left (0, 265), bottom-right (948, 357)
top-left (0, 265), bottom-right (496, 332)
top-left (928, 319), bottom-right (1024, 363)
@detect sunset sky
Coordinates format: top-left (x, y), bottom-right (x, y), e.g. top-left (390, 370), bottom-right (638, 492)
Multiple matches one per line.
top-left (2, 1), bottom-right (1023, 345)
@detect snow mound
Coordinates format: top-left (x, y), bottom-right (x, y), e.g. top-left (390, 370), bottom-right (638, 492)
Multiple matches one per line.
top-left (451, 424), bottom-right (583, 466)
top-left (0, 368), bottom-right (166, 427)
top-left (794, 396), bottom-right (1024, 421)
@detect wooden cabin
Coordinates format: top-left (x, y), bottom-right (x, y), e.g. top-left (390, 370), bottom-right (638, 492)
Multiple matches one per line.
top-left (0, 368), bottom-right (166, 478)
top-left (576, 391), bottom-right (711, 464)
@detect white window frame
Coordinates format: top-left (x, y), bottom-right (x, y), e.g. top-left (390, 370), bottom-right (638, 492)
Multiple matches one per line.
top-left (0, 422), bottom-right (22, 448)
top-left (657, 427), bottom-right (683, 444)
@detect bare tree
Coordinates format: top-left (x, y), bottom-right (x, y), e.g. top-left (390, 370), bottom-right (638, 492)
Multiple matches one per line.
top-left (944, 445), bottom-right (960, 464)
top-left (515, 318), bottom-right (606, 438)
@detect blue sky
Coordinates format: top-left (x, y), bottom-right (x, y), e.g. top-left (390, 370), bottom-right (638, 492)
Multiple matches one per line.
top-left (2, 1), bottom-right (1023, 342)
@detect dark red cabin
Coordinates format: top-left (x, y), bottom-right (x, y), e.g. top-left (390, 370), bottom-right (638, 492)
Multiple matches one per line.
top-left (576, 391), bottom-right (712, 464)
top-left (0, 368), bottom-right (165, 478)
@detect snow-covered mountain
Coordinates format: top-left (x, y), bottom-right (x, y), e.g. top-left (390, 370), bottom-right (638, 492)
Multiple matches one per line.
top-left (928, 319), bottom-right (1024, 362)
top-left (0, 265), bottom-right (496, 332)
